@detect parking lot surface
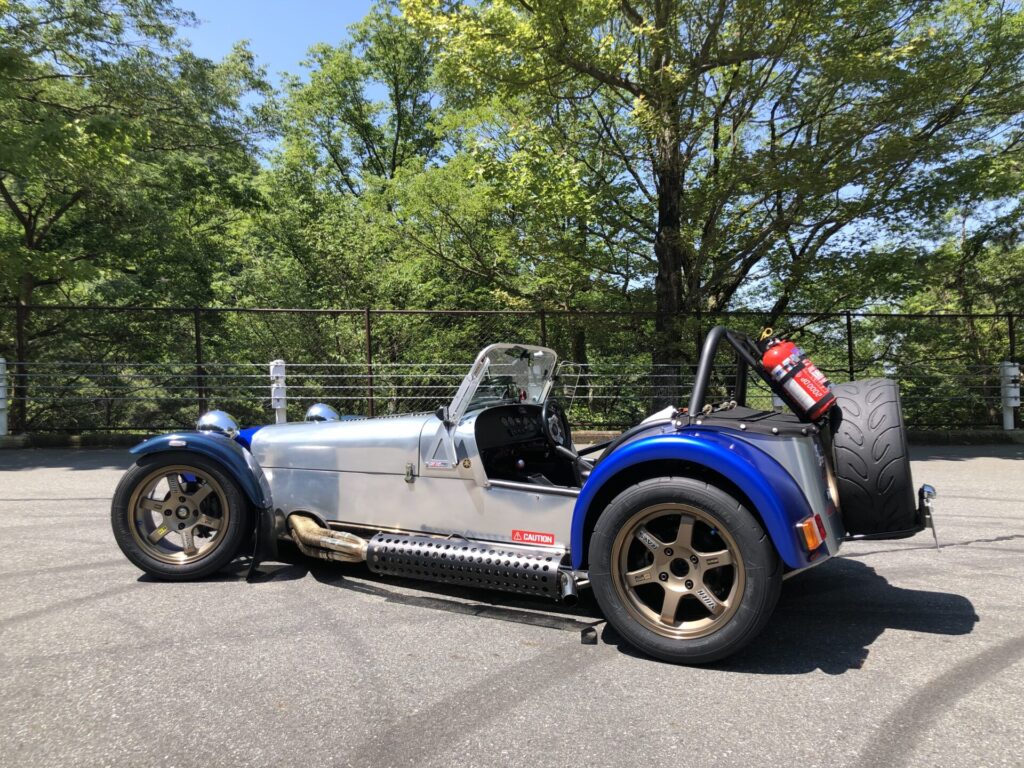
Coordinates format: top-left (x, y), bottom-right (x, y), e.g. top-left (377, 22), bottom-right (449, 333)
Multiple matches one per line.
top-left (0, 445), bottom-right (1022, 768)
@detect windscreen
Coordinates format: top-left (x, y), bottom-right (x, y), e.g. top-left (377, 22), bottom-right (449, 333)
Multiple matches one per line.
top-left (450, 344), bottom-right (557, 421)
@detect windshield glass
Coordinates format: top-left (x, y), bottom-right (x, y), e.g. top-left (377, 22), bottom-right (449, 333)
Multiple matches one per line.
top-left (450, 344), bottom-right (557, 421)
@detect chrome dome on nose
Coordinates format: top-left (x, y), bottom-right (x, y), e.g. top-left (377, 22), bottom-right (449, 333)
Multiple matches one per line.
top-left (196, 409), bottom-right (240, 439)
top-left (304, 403), bottom-right (341, 422)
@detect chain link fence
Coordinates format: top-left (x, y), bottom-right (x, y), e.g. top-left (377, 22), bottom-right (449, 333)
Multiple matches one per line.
top-left (0, 305), bottom-right (1018, 434)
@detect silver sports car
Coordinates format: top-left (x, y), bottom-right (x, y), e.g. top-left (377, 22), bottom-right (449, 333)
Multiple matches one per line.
top-left (111, 326), bottom-right (935, 664)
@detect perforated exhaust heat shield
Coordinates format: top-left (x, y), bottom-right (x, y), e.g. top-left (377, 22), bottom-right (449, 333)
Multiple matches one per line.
top-left (366, 533), bottom-right (564, 599)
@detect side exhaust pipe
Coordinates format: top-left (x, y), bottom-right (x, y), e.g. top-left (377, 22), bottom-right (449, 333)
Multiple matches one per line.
top-left (288, 514), bottom-right (367, 563)
top-left (559, 571), bottom-right (579, 607)
top-left (287, 522), bottom-right (584, 606)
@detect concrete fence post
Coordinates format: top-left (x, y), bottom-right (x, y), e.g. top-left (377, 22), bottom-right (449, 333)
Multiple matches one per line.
top-left (270, 359), bottom-right (287, 424)
top-left (0, 357), bottom-right (7, 436)
top-left (1001, 361), bottom-right (1020, 431)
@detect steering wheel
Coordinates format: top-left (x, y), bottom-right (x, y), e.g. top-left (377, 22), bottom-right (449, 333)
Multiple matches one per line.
top-left (542, 397), bottom-right (574, 454)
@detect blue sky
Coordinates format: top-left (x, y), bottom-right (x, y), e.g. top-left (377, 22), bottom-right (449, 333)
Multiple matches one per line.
top-left (179, 1), bottom-right (375, 83)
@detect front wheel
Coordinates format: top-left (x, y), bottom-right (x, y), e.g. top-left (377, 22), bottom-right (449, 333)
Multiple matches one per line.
top-left (589, 477), bottom-right (781, 664)
top-left (111, 453), bottom-right (252, 580)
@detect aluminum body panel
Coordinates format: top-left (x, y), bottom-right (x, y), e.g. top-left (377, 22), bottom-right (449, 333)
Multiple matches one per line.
top-left (735, 431), bottom-right (845, 552)
top-left (419, 411), bottom-right (487, 484)
top-left (571, 428), bottom-right (819, 570)
top-left (250, 413), bottom-right (434, 474)
top-left (264, 468), bottom-right (574, 547)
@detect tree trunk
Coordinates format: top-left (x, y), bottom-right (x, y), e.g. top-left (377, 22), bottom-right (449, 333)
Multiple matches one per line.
top-left (569, 324), bottom-right (591, 404)
top-left (651, 123), bottom-right (688, 410)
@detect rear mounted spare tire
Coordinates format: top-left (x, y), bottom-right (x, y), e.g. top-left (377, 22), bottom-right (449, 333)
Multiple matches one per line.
top-left (829, 378), bottom-right (918, 536)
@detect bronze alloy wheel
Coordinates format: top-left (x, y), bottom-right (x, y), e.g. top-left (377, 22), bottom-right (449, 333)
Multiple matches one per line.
top-left (610, 502), bottom-right (745, 640)
top-left (127, 465), bottom-right (230, 565)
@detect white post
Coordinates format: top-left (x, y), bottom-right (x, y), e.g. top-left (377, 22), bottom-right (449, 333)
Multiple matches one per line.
top-left (1001, 360), bottom-right (1020, 431)
top-left (270, 359), bottom-right (287, 424)
top-left (0, 357), bottom-right (7, 437)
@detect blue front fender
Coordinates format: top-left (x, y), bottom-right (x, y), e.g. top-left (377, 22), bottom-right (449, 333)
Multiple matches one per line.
top-left (571, 430), bottom-right (814, 569)
top-left (130, 432), bottom-right (272, 510)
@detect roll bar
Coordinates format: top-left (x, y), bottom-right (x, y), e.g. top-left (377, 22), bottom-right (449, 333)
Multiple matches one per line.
top-left (687, 325), bottom-right (808, 420)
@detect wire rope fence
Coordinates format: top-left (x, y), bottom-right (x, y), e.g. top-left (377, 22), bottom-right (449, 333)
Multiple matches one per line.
top-left (0, 305), bottom-right (1018, 434)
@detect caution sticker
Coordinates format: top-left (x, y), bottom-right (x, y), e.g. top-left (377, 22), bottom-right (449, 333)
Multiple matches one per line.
top-left (512, 529), bottom-right (556, 546)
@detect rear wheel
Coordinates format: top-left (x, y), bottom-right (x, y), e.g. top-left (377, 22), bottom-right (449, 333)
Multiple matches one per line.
top-left (111, 453), bottom-right (252, 580)
top-left (589, 477), bottom-right (781, 664)
top-left (830, 378), bottom-right (918, 536)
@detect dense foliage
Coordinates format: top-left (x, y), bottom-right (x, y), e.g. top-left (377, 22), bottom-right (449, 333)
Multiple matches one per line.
top-left (1, 0), bottom-right (1022, 432)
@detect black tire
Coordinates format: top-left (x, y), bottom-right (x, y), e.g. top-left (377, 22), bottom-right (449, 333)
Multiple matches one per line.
top-left (111, 453), bottom-right (252, 580)
top-left (829, 378), bottom-right (917, 536)
top-left (589, 477), bottom-right (782, 665)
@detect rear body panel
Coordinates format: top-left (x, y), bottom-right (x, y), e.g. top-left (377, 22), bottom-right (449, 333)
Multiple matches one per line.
top-left (570, 427), bottom-right (838, 570)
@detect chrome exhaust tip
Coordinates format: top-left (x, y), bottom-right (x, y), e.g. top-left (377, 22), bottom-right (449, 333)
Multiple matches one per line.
top-left (559, 571), bottom-right (579, 607)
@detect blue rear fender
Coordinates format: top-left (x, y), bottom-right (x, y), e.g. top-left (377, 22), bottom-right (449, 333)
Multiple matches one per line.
top-left (129, 431), bottom-right (272, 510)
top-left (570, 430), bottom-right (815, 570)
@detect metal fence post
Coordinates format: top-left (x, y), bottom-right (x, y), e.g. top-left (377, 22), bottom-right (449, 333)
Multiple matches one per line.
top-left (0, 357), bottom-right (7, 437)
top-left (270, 359), bottom-right (287, 424)
top-left (193, 307), bottom-right (207, 418)
top-left (539, 308), bottom-right (547, 347)
top-left (1001, 360), bottom-right (1020, 431)
top-left (845, 311), bottom-right (856, 381)
top-left (364, 308), bottom-right (375, 417)
top-left (13, 303), bottom-right (26, 433)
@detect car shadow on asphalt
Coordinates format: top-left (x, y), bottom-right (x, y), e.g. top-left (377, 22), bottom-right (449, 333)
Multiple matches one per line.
top-left (624, 556), bottom-right (978, 675)
top-left (262, 545), bottom-right (977, 675)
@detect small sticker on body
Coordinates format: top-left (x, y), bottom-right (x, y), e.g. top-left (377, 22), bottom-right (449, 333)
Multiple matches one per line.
top-left (512, 529), bottom-right (556, 546)
top-left (425, 459), bottom-right (453, 470)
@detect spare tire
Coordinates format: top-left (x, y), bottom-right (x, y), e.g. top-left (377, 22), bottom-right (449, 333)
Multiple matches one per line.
top-left (829, 378), bottom-right (919, 537)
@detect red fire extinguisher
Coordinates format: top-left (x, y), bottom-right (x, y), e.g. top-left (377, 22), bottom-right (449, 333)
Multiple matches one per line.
top-left (761, 336), bottom-right (836, 420)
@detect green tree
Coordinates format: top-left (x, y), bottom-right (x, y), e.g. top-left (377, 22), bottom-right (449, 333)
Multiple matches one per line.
top-left (0, 0), bottom-right (269, 430)
top-left (406, 0), bottom-right (1024, 386)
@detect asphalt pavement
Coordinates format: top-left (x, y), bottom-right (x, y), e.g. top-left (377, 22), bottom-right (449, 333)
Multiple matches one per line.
top-left (0, 445), bottom-right (1022, 768)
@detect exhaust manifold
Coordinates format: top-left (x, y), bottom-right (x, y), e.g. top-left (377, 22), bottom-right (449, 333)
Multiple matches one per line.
top-left (287, 514), bottom-right (367, 563)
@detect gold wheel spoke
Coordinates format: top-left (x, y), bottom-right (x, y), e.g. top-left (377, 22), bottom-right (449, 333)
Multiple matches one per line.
top-left (166, 474), bottom-right (183, 495)
top-left (139, 498), bottom-right (164, 513)
top-left (189, 484), bottom-right (213, 506)
top-left (695, 582), bottom-right (727, 617)
top-left (147, 524), bottom-right (171, 544)
top-left (672, 516), bottom-right (694, 549)
top-left (624, 565), bottom-right (656, 587)
top-left (195, 513), bottom-right (221, 530)
top-left (180, 528), bottom-right (198, 556)
top-left (700, 549), bottom-right (733, 569)
top-left (634, 526), bottom-right (663, 553)
top-left (659, 588), bottom-right (683, 625)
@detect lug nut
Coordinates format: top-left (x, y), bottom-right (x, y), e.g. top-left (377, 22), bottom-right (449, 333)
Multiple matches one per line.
top-left (658, 572), bottom-right (669, 582)
top-left (164, 510), bottom-right (171, 516)
top-left (685, 579), bottom-right (694, 589)
top-left (178, 523), bottom-right (186, 530)
top-left (689, 555), bottom-right (699, 565)
top-left (664, 548), bottom-right (674, 557)
top-left (179, 496), bottom-right (186, 502)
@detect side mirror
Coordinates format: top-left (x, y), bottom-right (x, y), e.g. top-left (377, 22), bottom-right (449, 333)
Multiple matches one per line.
top-left (435, 405), bottom-right (451, 427)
